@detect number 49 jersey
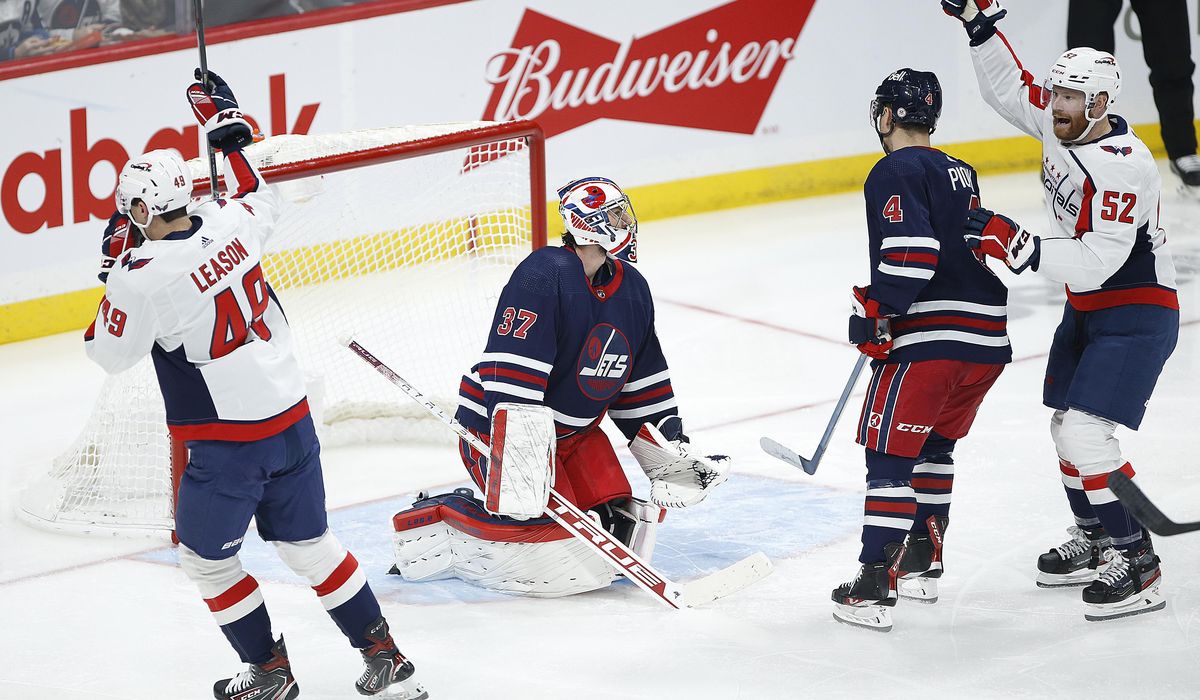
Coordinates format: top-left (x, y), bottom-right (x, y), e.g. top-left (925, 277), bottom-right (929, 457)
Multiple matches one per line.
top-left (85, 151), bottom-right (309, 442)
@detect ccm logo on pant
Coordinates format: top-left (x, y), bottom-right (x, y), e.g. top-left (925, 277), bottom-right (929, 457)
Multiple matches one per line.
top-left (896, 423), bottom-right (933, 434)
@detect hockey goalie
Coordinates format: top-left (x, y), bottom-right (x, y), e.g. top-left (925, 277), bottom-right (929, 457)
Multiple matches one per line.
top-left (389, 176), bottom-right (732, 597)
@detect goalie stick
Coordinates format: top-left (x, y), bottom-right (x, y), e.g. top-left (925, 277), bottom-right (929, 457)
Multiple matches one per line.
top-left (342, 336), bottom-right (773, 609)
top-left (1108, 470), bottom-right (1200, 536)
top-left (760, 353), bottom-right (868, 475)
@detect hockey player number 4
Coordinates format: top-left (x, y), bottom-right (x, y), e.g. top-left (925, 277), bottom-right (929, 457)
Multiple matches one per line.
top-left (99, 298), bottom-right (127, 337)
top-left (210, 264), bottom-right (274, 359)
top-left (883, 195), bottom-right (904, 223)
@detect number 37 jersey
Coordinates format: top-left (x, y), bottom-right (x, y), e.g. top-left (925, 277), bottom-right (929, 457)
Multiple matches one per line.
top-left (85, 151), bottom-right (309, 442)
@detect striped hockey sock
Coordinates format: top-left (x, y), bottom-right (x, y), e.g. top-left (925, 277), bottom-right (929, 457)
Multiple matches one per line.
top-left (912, 454), bottom-right (954, 530)
top-left (1081, 462), bottom-right (1143, 550)
top-left (205, 573), bottom-right (275, 665)
top-left (1058, 458), bottom-right (1101, 529)
top-left (860, 479), bottom-right (916, 564)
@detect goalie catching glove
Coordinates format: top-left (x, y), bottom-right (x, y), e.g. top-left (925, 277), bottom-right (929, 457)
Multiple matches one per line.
top-left (186, 68), bottom-right (254, 153)
top-left (629, 416), bottom-right (730, 509)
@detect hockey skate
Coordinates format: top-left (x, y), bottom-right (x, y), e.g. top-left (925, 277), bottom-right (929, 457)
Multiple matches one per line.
top-left (357, 617), bottom-right (428, 698)
top-left (213, 636), bottom-right (298, 700)
top-left (1036, 525), bottom-right (1116, 588)
top-left (898, 515), bottom-right (947, 604)
top-left (1082, 536), bottom-right (1166, 622)
top-left (831, 542), bottom-right (905, 633)
top-left (1171, 155), bottom-right (1200, 197)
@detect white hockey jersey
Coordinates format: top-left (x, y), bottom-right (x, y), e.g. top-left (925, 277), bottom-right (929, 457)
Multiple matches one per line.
top-left (971, 32), bottom-right (1178, 311)
top-left (85, 150), bottom-right (309, 441)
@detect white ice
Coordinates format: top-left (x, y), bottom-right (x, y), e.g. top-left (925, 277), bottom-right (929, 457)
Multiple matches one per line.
top-left (2, 165), bottom-right (1199, 699)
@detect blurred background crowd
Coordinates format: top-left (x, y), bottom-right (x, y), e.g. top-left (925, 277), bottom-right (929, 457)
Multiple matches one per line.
top-left (0, 0), bottom-right (366, 61)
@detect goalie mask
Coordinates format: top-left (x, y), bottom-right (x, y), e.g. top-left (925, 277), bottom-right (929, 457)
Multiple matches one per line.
top-left (1045, 47), bottom-right (1121, 144)
top-left (115, 149), bottom-right (193, 231)
top-left (557, 176), bottom-right (638, 263)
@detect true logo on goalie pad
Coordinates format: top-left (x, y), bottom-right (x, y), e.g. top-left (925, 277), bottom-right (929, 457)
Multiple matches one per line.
top-left (576, 324), bottom-right (631, 400)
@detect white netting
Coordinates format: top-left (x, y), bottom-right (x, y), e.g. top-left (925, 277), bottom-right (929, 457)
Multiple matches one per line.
top-left (19, 122), bottom-right (542, 535)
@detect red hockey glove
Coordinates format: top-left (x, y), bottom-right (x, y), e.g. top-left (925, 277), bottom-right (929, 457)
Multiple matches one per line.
top-left (186, 68), bottom-right (254, 152)
top-left (848, 285), bottom-right (893, 360)
top-left (964, 207), bottom-right (1039, 273)
top-left (942, 0), bottom-right (1007, 46)
top-left (99, 211), bottom-right (138, 283)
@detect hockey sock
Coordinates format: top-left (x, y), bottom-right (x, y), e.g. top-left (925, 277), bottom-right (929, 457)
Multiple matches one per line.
top-left (911, 433), bottom-right (955, 530)
top-left (860, 449), bottom-right (917, 564)
top-left (217, 598), bottom-right (275, 665)
top-left (1082, 462), bottom-right (1143, 550)
top-left (178, 547), bottom-right (275, 665)
top-left (326, 583), bottom-right (385, 649)
top-left (1058, 458), bottom-right (1101, 528)
top-left (275, 534), bottom-right (382, 649)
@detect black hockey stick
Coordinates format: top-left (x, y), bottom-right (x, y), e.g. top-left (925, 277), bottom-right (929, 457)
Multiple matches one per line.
top-left (1108, 470), bottom-right (1200, 536)
top-left (760, 353), bottom-right (868, 475)
top-left (193, 0), bottom-right (219, 200)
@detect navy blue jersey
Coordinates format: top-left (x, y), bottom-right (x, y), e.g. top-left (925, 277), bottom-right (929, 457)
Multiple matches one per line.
top-left (864, 146), bottom-right (1011, 364)
top-left (455, 247), bottom-right (677, 441)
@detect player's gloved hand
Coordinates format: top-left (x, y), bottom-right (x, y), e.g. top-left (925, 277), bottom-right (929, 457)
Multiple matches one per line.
top-left (99, 211), bottom-right (137, 282)
top-left (964, 207), bottom-right (1040, 273)
top-left (629, 416), bottom-right (730, 509)
top-left (942, 0), bottom-right (1006, 46)
top-left (187, 68), bottom-right (254, 152)
top-left (848, 285), bottom-right (893, 360)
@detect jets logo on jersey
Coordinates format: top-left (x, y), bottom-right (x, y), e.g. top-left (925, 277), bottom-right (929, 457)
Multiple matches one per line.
top-left (576, 323), bottom-right (631, 400)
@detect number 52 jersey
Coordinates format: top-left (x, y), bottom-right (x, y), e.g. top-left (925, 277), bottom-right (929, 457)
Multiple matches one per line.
top-left (85, 151), bottom-right (310, 442)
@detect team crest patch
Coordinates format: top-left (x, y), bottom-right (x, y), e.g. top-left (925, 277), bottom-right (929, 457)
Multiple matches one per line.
top-left (575, 323), bottom-right (631, 401)
top-left (868, 412), bottom-right (883, 429)
top-left (1101, 145), bottom-right (1133, 157)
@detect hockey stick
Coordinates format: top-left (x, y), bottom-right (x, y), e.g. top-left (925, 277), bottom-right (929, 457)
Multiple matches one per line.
top-left (193, 0), bottom-right (219, 200)
top-left (760, 353), bottom-right (868, 475)
top-left (1108, 470), bottom-right (1200, 536)
top-left (341, 336), bottom-right (773, 609)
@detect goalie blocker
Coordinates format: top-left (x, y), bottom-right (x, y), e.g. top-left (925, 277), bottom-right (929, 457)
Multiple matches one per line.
top-left (390, 414), bottom-right (727, 597)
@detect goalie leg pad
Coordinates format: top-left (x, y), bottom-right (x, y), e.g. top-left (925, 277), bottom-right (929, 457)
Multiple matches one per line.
top-left (486, 403), bottom-right (556, 520)
top-left (392, 490), bottom-right (618, 598)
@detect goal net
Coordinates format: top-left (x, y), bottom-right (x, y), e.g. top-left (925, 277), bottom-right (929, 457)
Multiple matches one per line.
top-left (18, 121), bottom-right (546, 537)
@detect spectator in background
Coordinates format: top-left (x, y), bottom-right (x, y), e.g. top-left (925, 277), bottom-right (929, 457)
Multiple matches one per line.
top-left (1069, 0), bottom-right (1200, 189)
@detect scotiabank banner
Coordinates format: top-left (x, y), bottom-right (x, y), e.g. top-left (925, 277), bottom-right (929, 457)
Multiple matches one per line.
top-left (0, 0), bottom-right (1184, 307)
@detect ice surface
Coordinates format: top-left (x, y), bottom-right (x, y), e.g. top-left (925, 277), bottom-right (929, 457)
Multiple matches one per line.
top-left (2, 165), bottom-right (1198, 699)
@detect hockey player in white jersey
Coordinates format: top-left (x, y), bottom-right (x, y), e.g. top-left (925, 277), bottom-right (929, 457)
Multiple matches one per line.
top-left (943, 0), bottom-right (1179, 621)
top-left (85, 70), bottom-right (427, 699)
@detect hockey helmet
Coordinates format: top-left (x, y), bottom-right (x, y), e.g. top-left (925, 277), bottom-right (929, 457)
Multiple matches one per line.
top-left (1046, 47), bottom-right (1121, 142)
top-left (115, 149), bottom-right (192, 230)
top-left (871, 68), bottom-right (942, 136)
top-left (557, 176), bottom-right (638, 263)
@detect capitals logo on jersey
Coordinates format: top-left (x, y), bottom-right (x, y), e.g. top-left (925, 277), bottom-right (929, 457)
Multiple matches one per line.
top-left (1101, 145), bottom-right (1133, 157)
top-left (576, 324), bottom-right (631, 400)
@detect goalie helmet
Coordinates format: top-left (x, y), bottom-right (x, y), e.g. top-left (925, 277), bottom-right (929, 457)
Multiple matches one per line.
top-left (557, 176), bottom-right (638, 263)
top-left (115, 149), bottom-right (192, 230)
top-left (1046, 47), bottom-right (1121, 141)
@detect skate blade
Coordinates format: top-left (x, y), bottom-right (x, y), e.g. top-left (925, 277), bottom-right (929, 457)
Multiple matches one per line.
top-left (1035, 570), bottom-right (1097, 588)
top-left (832, 604), bottom-right (893, 632)
top-left (1084, 589), bottom-right (1166, 622)
top-left (376, 678), bottom-right (428, 699)
top-left (898, 576), bottom-right (939, 604)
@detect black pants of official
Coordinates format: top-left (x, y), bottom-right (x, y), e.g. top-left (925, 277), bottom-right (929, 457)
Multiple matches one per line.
top-left (1068, 0), bottom-right (1196, 159)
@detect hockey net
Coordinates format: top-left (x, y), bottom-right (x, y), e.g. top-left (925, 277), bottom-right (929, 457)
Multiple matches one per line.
top-left (18, 121), bottom-right (546, 536)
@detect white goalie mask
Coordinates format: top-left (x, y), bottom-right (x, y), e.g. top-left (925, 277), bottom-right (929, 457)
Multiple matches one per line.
top-left (1045, 47), bottom-right (1122, 143)
top-left (115, 149), bottom-right (193, 231)
top-left (557, 176), bottom-right (638, 263)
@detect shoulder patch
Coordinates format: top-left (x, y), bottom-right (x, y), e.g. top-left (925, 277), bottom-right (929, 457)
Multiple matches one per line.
top-left (1100, 145), bottom-right (1133, 157)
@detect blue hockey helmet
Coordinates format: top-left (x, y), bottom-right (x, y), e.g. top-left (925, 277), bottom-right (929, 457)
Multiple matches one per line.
top-left (870, 68), bottom-right (942, 135)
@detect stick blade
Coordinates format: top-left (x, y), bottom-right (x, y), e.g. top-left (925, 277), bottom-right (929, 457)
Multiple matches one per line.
top-left (1109, 470), bottom-right (1200, 536)
top-left (759, 437), bottom-right (816, 474)
top-left (680, 552), bottom-right (773, 608)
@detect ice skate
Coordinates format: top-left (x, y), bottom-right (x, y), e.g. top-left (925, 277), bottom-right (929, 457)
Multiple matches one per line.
top-left (213, 636), bottom-right (298, 700)
top-left (832, 543), bottom-right (904, 632)
top-left (1036, 525), bottom-right (1116, 587)
top-left (1083, 536), bottom-right (1166, 622)
top-left (356, 617), bottom-right (429, 698)
top-left (898, 516), bottom-right (947, 604)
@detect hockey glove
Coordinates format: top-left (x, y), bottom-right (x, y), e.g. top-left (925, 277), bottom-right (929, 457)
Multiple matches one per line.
top-left (848, 285), bottom-right (893, 360)
top-left (942, 0), bottom-right (1007, 46)
top-left (629, 416), bottom-right (730, 509)
top-left (187, 68), bottom-right (254, 153)
top-left (99, 211), bottom-right (138, 283)
top-left (964, 207), bottom-right (1039, 273)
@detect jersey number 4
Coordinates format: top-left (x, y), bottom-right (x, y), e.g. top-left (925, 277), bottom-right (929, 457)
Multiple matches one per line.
top-left (883, 195), bottom-right (904, 223)
top-left (210, 264), bottom-right (273, 359)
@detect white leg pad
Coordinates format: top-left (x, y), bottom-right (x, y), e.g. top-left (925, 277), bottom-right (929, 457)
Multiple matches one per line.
top-left (274, 530), bottom-right (367, 610)
top-left (1055, 409), bottom-right (1125, 505)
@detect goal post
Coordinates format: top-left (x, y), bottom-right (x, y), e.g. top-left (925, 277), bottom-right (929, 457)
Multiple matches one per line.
top-left (18, 120), bottom-right (547, 538)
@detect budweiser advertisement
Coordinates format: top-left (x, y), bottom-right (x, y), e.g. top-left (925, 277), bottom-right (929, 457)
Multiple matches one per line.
top-left (0, 0), bottom-right (1167, 314)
